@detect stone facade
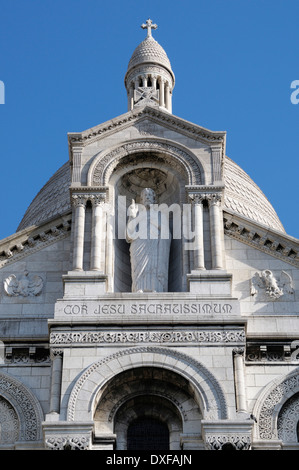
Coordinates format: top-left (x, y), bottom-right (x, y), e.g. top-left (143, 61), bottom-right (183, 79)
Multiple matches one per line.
top-left (0, 20), bottom-right (298, 451)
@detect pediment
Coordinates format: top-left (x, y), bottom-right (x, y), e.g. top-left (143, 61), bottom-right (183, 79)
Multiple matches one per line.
top-left (67, 106), bottom-right (226, 157)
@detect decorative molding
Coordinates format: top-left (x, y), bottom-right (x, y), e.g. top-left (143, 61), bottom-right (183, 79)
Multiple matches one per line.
top-left (255, 370), bottom-right (299, 440)
top-left (0, 216), bottom-right (71, 268)
top-left (45, 435), bottom-right (90, 450)
top-left (277, 393), bottom-right (299, 443)
top-left (205, 434), bottom-right (251, 450)
top-left (224, 214), bottom-right (299, 267)
top-left (246, 342), bottom-right (299, 363)
top-left (0, 372), bottom-right (44, 442)
top-left (50, 328), bottom-right (245, 346)
top-left (0, 397), bottom-right (19, 445)
top-left (90, 139), bottom-right (202, 186)
top-left (68, 106), bottom-right (226, 151)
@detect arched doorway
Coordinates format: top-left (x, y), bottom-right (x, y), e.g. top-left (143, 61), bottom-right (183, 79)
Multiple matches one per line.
top-left (127, 416), bottom-right (169, 450)
top-left (93, 366), bottom-right (204, 450)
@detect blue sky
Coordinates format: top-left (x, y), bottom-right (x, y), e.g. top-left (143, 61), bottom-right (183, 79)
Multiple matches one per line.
top-left (0, 0), bottom-right (298, 240)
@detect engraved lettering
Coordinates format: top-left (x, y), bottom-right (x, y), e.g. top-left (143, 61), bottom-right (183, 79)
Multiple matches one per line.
top-left (131, 304), bottom-right (137, 314)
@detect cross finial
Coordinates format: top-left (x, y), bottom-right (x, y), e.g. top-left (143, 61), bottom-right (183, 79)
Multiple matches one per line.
top-left (141, 18), bottom-right (158, 38)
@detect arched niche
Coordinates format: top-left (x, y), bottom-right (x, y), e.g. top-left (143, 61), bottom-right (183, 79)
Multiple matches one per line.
top-left (109, 152), bottom-right (188, 292)
top-left (87, 139), bottom-right (204, 293)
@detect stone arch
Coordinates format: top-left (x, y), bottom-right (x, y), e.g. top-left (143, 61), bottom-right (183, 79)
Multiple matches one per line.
top-left (91, 140), bottom-right (204, 293)
top-left (0, 372), bottom-right (44, 444)
top-left (87, 138), bottom-right (204, 188)
top-left (277, 392), bottom-right (299, 443)
top-left (93, 366), bottom-right (203, 449)
top-left (67, 347), bottom-right (227, 423)
top-left (253, 368), bottom-right (299, 441)
top-left (114, 395), bottom-right (183, 450)
top-left (0, 396), bottom-right (19, 446)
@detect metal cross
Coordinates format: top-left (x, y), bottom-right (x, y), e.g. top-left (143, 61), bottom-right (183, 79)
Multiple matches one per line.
top-left (141, 18), bottom-right (158, 38)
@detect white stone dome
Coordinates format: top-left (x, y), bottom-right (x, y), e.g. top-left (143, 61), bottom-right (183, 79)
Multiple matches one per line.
top-left (17, 157), bottom-right (285, 233)
top-left (127, 35), bottom-right (173, 77)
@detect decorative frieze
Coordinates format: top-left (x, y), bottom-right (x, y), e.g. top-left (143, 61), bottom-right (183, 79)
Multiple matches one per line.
top-left (45, 435), bottom-right (90, 450)
top-left (4, 346), bottom-right (50, 365)
top-left (205, 434), bottom-right (251, 450)
top-left (50, 328), bottom-right (245, 346)
top-left (246, 342), bottom-right (299, 363)
top-left (202, 420), bottom-right (253, 451)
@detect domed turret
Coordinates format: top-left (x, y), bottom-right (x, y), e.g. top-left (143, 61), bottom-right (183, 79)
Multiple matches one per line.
top-left (125, 19), bottom-right (175, 113)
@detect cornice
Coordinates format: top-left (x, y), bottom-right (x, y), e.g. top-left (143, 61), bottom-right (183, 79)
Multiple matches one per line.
top-left (0, 213), bottom-right (72, 269)
top-left (223, 210), bottom-right (299, 267)
top-left (67, 106), bottom-right (226, 159)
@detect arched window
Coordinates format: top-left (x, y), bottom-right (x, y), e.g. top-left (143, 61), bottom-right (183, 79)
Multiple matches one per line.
top-left (127, 417), bottom-right (169, 450)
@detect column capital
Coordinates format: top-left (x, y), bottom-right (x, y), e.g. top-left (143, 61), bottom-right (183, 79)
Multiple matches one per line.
top-left (188, 193), bottom-right (206, 205)
top-left (206, 193), bottom-right (222, 206)
top-left (50, 349), bottom-right (63, 360)
top-left (233, 347), bottom-right (245, 357)
top-left (89, 193), bottom-right (106, 206)
top-left (71, 194), bottom-right (89, 208)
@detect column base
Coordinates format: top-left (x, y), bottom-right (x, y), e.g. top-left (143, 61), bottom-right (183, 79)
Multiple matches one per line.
top-left (187, 270), bottom-right (232, 297)
top-left (62, 271), bottom-right (108, 298)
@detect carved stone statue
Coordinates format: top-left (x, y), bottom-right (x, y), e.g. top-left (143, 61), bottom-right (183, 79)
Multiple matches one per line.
top-left (126, 188), bottom-right (171, 293)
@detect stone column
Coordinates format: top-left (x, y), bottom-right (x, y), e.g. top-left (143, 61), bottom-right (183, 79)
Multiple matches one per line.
top-left (208, 193), bottom-right (223, 270)
top-left (190, 194), bottom-right (205, 270)
top-left (165, 82), bottom-right (170, 111)
top-left (233, 348), bottom-right (248, 414)
top-left (159, 78), bottom-right (165, 107)
top-left (128, 83), bottom-right (134, 111)
top-left (72, 194), bottom-right (87, 271)
top-left (90, 194), bottom-right (105, 271)
top-left (49, 349), bottom-right (63, 414)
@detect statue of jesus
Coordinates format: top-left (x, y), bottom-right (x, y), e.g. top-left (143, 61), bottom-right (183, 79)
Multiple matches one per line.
top-left (126, 188), bottom-right (171, 293)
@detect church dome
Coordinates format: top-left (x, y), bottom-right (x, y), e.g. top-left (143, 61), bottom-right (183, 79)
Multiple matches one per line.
top-left (17, 162), bottom-right (71, 232)
top-left (17, 157), bottom-right (285, 234)
top-left (127, 35), bottom-right (173, 77)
